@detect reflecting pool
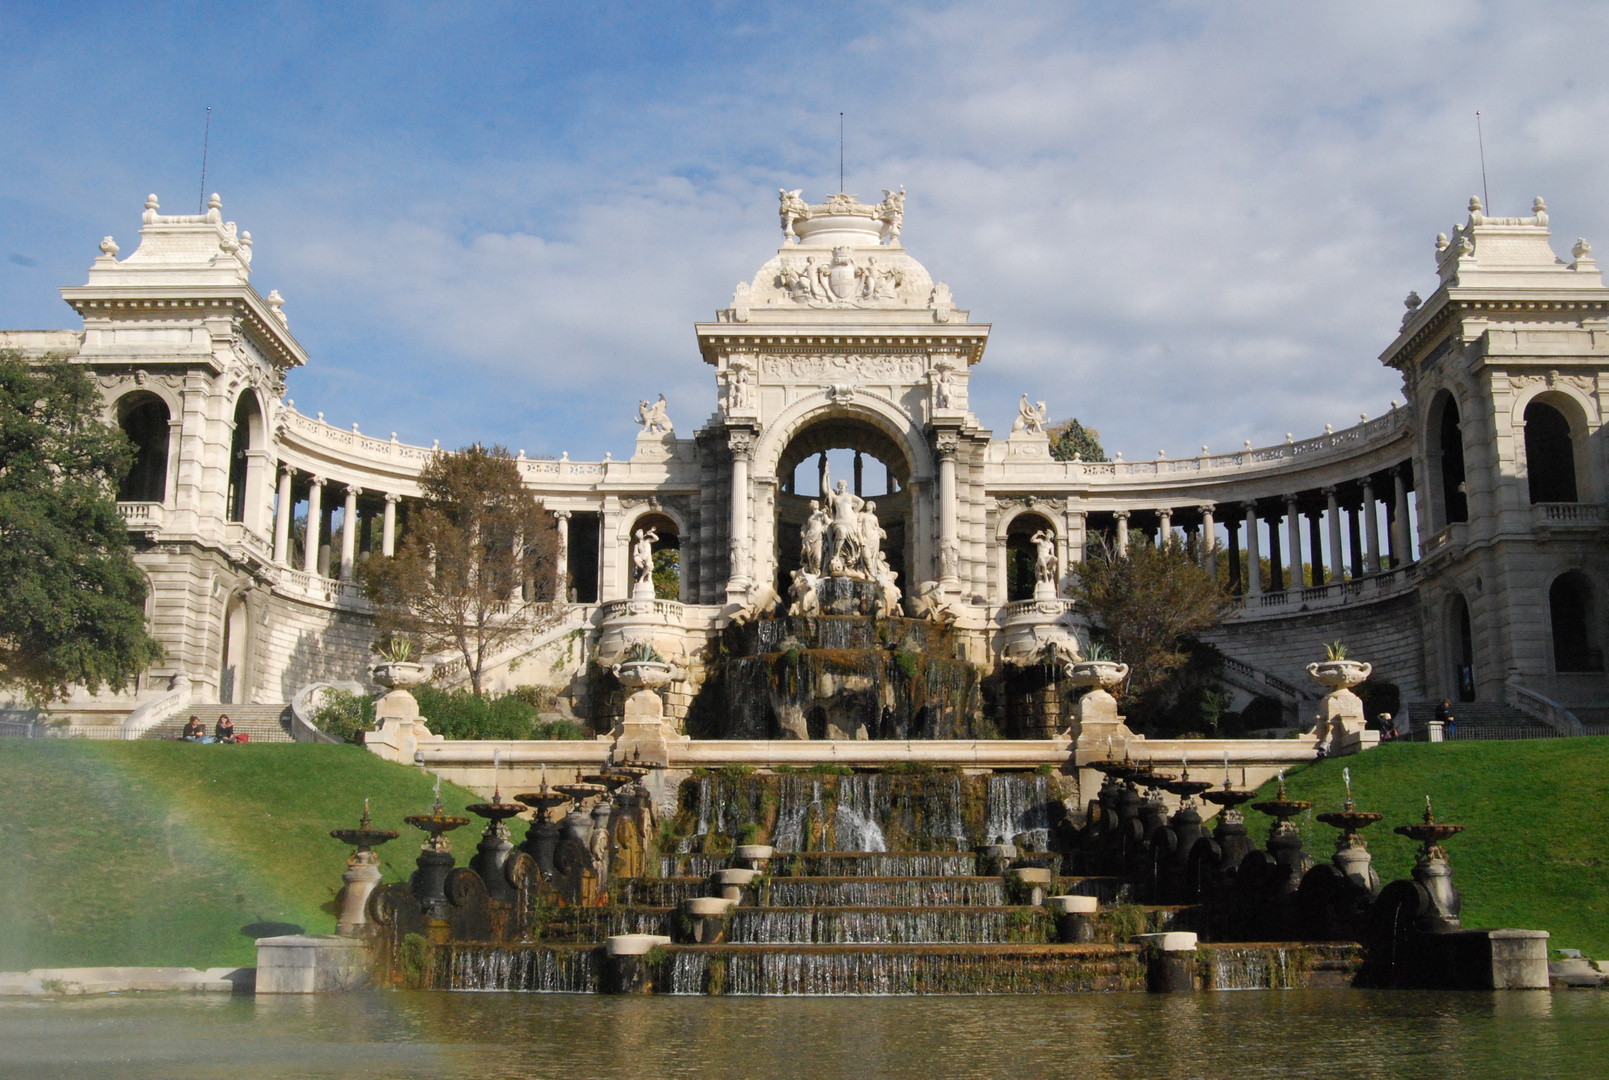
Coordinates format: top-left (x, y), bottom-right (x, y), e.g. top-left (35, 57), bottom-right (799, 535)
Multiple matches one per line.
top-left (2, 990), bottom-right (1604, 1080)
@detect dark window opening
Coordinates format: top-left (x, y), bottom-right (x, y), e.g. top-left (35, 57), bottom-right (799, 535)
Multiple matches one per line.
top-left (1439, 398), bottom-right (1468, 524)
top-left (1551, 572), bottom-right (1602, 672)
top-left (1525, 401), bottom-right (1579, 504)
top-left (117, 397), bottom-right (169, 502)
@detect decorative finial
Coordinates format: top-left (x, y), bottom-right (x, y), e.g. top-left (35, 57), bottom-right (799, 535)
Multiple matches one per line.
top-left (208, 193), bottom-right (222, 211)
top-left (98, 236), bottom-right (119, 257)
top-left (1468, 195), bottom-right (1483, 214)
top-left (1533, 196), bottom-right (1547, 214)
top-left (1574, 238), bottom-right (1592, 260)
top-left (1436, 232), bottom-right (1449, 252)
top-left (1404, 291), bottom-right (1422, 311)
top-left (145, 194), bottom-right (160, 211)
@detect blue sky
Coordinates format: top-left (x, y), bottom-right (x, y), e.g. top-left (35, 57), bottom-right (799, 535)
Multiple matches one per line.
top-left (4, 2), bottom-right (1608, 460)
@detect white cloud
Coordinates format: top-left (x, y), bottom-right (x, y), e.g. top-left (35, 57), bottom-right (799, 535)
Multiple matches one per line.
top-left (233, 2), bottom-right (1609, 461)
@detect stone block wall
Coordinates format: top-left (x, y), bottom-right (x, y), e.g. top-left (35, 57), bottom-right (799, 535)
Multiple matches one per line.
top-left (1198, 592), bottom-right (1426, 702)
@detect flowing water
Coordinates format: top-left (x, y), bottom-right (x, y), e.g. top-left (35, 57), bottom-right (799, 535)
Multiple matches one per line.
top-left (3, 990), bottom-right (1602, 1079)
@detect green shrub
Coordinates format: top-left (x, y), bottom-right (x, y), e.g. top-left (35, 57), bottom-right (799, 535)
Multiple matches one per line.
top-left (312, 689), bottom-right (374, 744)
top-left (806, 763), bottom-right (854, 776)
top-left (412, 685), bottom-right (579, 740)
top-left (893, 649), bottom-right (921, 680)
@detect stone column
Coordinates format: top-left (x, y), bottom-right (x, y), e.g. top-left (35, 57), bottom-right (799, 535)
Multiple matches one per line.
top-left (302, 476), bottom-right (324, 574)
top-left (1284, 495), bottom-right (1302, 590)
top-left (1362, 480), bottom-right (1380, 574)
top-left (729, 431), bottom-right (754, 595)
top-left (340, 486), bottom-right (361, 581)
top-left (1391, 466), bottom-right (1411, 567)
top-left (1243, 503), bottom-right (1262, 598)
top-left (554, 509), bottom-right (570, 599)
top-left (1114, 510), bottom-right (1130, 558)
top-left (272, 466), bottom-right (293, 565)
top-left (1198, 504), bottom-right (1215, 578)
top-left (1157, 507), bottom-right (1172, 547)
top-left (382, 494), bottom-right (399, 557)
top-left (936, 432), bottom-right (960, 582)
top-left (1347, 500), bottom-right (1363, 579)
top-left (1308, 508), bottom-right (1325, 585)
top-left (1325, 486), bottom-right (1345, 583)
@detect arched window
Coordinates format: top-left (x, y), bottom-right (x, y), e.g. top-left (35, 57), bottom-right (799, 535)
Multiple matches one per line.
top-left (116, 394), bottom-right (170, 503)
top-left (1433, 394), bottom-right (1468, 525)
top-left (1524, 400), bottom-right (1579, 504)
top-left (1551, 572), bottom-right (1602, 672)
top-left (226, 395), bottom-right (261, 523)
top-left (1451, 594), bottom-right (1476, 702)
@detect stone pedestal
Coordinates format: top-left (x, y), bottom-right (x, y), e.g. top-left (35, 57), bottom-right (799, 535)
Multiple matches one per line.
top-left (613, 687), bottom-right (690, 766)
top-left (1137, 932), bottom-right (1199, 993)
top-left (364, 688), bottom-right (442, 764)
top-left (255, 935), bottom-right (372, 994)
top-left (335, 854), bottom-right (383, 937)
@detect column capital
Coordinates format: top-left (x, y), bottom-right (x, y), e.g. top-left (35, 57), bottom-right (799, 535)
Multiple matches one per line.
top-left (279, 463), bottom-right (296, 478)
top-left (1113, 509), bottom-right (1131, 521)
top-left (1282, 493), bottom-right (1300, 506)
top-left (344, 485), bottom-right (363, 498)
top-left (1322, 485), bottom-right (1339, 498)
top-left (727, 429), bottom-right (756, 459)
top-left (384, 492), bottom-right (401, 504)
top-left (1242, 501), bottom-right (1258, 517)
top-left (553, 508), bottom-right (571, 520)
top-left (933, 430), bottom-right (961, 458)
top-left (309, 474), bottom-right (326, 487)
top-left (1196, 503), bottom-right (1215, 515)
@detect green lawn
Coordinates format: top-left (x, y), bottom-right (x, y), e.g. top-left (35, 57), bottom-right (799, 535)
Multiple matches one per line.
top-left (0, 740), bottom-right (487, 970)
top-left (1258, 737), bottom-right (1609, 958)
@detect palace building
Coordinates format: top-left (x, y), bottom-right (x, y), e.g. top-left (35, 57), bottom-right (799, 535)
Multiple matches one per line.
top-left (4, 188), bottom-right (1604, 734)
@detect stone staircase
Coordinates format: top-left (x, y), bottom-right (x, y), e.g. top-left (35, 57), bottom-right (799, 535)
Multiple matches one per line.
top-left (141, 703), bottom-right (294, 742)
top-left (1403, 700), bottom-right (1557, 740)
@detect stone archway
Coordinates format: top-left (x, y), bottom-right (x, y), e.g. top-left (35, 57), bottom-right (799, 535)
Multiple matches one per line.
top-left (767, 410), bottom-right (920, 602)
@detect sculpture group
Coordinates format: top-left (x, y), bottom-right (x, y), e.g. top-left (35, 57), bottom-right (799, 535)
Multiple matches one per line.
top-left (789, 481), bottom-right (901, 617)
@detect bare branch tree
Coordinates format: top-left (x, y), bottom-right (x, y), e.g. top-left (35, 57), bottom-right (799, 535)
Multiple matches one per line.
top-left (360, 444), bottom-right (560, 696)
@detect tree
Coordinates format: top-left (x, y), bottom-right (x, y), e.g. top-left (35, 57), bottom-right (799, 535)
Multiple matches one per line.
top-left (1048, 417), bottom-right (1107, 462)
top-left (1071, 532), bottom-right (1233, 730)
top-left (360, 444), bottom-right (560, 696)
top-left (0, 350), bottom-right (164, 701)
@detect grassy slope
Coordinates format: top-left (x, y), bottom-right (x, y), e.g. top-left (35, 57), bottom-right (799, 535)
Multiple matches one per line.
top-left (0, 741), bottom-right (487, 970)
top-left (1259, 737), bottom-right (1609, 958)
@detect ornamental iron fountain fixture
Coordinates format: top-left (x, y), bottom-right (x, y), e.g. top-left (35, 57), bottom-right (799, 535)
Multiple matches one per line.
top-left (404, 776), bottom-right (471, 920)
top-left (329, 799), bottom-right (399, 936)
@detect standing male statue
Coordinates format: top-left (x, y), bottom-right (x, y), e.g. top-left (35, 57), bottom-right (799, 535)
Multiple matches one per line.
top-left (824, 480), bottom-right (865, 577)
top-left (632, 527), bottom-right (658, 592)
top-left (1030, 529), bottom-right (1058, 587)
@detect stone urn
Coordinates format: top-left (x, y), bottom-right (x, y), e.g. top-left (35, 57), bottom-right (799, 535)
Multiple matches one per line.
top-left (1307, 659), bottom-right (1371, 690)
top-left (373, 661), bottom-right (428, 691)
top-left (1064, 660), bottom-right (1129, 691)
top-left (612, 659), bottom-right (679, 690)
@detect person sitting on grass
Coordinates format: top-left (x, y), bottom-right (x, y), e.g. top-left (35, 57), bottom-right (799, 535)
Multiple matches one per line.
top-left (214, 715), bottom-right (236, 743)
top-left (181, 715), bottom-right (206, 742)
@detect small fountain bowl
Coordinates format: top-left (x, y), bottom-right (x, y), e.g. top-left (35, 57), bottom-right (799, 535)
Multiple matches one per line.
top-left (1132, 772), bottom-right (1177, 791)
top-left (1251, 796), bottom-right (1312, 822)
top-left (1165, 778), bottom-right (1214, 800)
top-left (583, 773), bottom-right (632, 792)
top-left (1395, 821), bottom-right (1465, 846)
top-left (553, 782), bottom-right (608, 803)
top-left (1202, 788), bottom-right (1257, 810)
top-left (465, 800), bottom-right (527, 823)
top-left (1316, 808), bottom-right (1383, 833)
top-left (403, 811), bottom-right (471, 836)
top-left (515, 791), bottom-right (573, 815)
top-left (330, 825), bottom-right (399, 849)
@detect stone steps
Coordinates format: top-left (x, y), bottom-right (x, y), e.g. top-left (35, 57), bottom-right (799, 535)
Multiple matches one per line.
top-left (1403, 700), bottom-right (1556, 739)
top-left (141, 704), bottom-right (293, 742)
